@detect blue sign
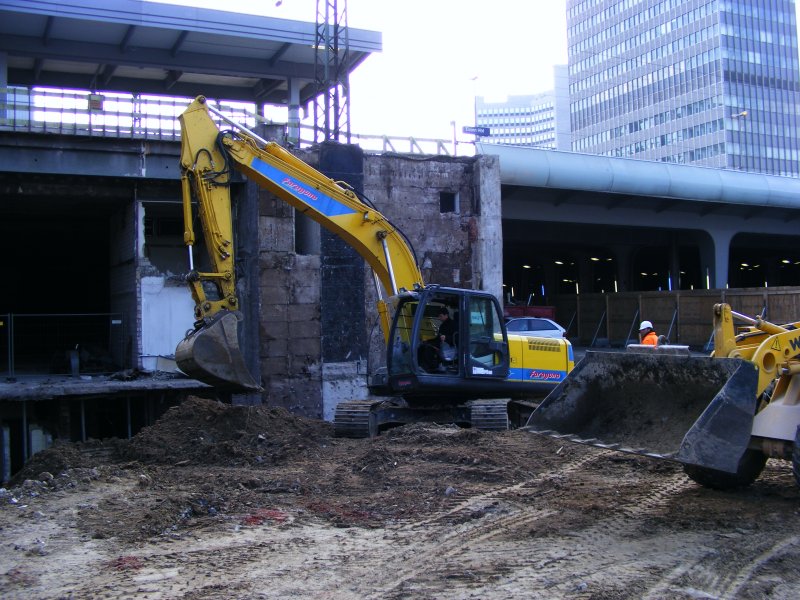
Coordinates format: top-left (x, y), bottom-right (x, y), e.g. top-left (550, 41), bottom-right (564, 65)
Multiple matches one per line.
top-left (462, 126), bottom-right (490, 136)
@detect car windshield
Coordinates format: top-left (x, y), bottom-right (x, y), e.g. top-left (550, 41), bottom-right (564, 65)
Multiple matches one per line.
top-left (506, 318), bottom-right (559, 332)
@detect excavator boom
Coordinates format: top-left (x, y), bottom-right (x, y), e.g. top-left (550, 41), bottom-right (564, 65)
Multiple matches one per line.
top-left (176, 96), bottom-right (425, 390)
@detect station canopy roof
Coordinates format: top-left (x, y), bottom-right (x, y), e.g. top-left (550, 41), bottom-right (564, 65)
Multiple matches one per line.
top-left (0, 0), bottom-right (381, 106)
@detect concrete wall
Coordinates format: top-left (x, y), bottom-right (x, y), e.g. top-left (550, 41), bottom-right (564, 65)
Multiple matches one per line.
top-left (140, 276), bottom-right (195, 371)
top-left (108, 202), bottom-right (138, 369)
top-left (255, 148), bottom-right (503, 420)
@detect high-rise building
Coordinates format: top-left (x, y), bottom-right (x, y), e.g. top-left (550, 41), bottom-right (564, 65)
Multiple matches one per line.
top-left (567, 0), bottom-right (800, 176)
top-left (475, 66), bottom-right (571, 150)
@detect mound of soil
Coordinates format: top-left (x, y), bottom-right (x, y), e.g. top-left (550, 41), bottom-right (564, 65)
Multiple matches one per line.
top-left (12, 396), bottom-right (333, 483)
top-left (121, 396), bottom-right (333, 466)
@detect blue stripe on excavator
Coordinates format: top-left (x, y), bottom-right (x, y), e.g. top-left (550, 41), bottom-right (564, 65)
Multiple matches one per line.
top-left (251, 157), bottom-right (357, 218)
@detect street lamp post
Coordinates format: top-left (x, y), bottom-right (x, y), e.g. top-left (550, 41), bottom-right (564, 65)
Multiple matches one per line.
top-left (730, 110), bottom-right (748, 170)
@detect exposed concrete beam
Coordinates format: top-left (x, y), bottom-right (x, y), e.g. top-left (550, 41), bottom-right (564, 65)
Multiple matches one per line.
top-left (253, 78), bottom-right (282, 102)
top-left (699, 204), bottom-right (719, 217)
top-left (552, 191), bottom-right (576, 207)
top-left (1, 35), bottom-right (317, 80)
top-left (268, 42), bottom-right (291, 67)
top-left (0, 133), bottom-right (181, 180)
top-left (100, 64), bottom-right (117, 86)
top-left (41, 16), bottom-right (53, 45)
top-left (32, 57), bottom-right (43, 80)
top-left (120, 25), bottom-right (137, 53)
top-left (742, 207), bottom-right (763, 221)
top-left (164, 69), bottom-right (182, 90)
top-left (654, 200), bottom-right (677, 213)
top-left (170, 30), bottom-right (188, 57)
top-left (8, 69), bottom-right (270, 103)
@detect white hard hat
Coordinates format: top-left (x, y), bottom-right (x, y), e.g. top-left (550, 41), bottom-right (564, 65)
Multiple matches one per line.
top-left (639, 320), bottom-right (653, 331)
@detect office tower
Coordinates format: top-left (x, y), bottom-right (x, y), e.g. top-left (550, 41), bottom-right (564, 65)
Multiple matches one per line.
top-left (475, 66), bottom-right (571, 150)
top-left (567, 0), bottom-right (800, 176)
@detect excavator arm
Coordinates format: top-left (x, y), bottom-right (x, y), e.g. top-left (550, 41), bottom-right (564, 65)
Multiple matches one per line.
top-left (176, 96), bottom-right (425, 389)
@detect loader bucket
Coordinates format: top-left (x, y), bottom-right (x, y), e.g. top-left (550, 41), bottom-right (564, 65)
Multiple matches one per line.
top-left (175, 311), bottom-right (262, 392)
top-left (525, 351), bottom-right (759, 474)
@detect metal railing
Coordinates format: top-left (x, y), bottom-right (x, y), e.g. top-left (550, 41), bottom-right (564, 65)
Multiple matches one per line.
top-left (1, 313), bottom-right (126, 379)
top-left (0, 86), bottom-right (459, 155)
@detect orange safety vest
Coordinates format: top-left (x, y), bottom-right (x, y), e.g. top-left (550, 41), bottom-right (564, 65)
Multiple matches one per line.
top-left (641, 331), bottom-right (658, 345)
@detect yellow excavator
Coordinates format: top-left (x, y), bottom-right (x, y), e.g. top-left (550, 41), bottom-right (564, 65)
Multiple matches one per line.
top-left (527, 303), bottom-right (800, 489)
top-left (175, 96), bottom-right (573, 436)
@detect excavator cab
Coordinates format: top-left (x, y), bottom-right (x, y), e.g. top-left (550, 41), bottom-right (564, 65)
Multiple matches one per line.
top-left (386, 287), bottom-right (511, 398)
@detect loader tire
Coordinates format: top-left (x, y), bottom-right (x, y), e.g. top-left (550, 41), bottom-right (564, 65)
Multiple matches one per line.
top-left (683, 449), bottom-right (767, 490)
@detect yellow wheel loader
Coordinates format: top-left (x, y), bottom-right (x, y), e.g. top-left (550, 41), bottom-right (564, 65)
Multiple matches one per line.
top-left (527, 303), bottom-right (800, 489)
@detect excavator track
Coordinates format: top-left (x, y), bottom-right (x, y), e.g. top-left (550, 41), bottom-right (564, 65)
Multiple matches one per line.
top-left (469, 399), bottom-right (510, 432)
top-left (334, 400), bottom-right (377, 438)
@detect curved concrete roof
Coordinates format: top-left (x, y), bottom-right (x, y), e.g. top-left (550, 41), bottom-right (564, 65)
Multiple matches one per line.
top-left (477, 143), bottom-right (800, 210)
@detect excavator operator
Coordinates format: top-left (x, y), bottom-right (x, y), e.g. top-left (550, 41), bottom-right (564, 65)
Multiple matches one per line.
top-left (419, 307), bottom-right (457, 372)
top-left (436, 308), bottom-right (457, 348)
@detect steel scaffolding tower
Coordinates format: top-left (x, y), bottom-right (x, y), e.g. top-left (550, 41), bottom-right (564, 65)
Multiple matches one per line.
top-left (314, 0), bottom-right (351, 143)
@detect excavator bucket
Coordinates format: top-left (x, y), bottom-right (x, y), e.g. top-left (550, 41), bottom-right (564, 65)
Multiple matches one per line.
top-left (175, 311), bottom-right (262, 392)
top-left (525, 351), bottom-right (759, 473)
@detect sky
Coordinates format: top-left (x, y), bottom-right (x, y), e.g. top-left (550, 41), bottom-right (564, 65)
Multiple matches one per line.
top-left (153, 0), bottom-right (569, 141)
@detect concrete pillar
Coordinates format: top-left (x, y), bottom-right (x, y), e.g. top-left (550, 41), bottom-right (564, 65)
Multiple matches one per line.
top-left (474, 155), bottom-right (503, 299)
top-left (577, 254), bottom-right (592, 294)
top-left (287, 78), bottom-right (301, 145)
top-left (612, 246), bottom-right (633, 292)
top-left (233, 181), bottom-right (262, 406)
top-left (699, 228), bottom-right (734, 289)
top-left (669, 236), bottom-right (680, 291)
top-left (542, 261), bottom-right (557, 299)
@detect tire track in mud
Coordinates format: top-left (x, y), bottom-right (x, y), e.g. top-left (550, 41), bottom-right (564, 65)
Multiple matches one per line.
top-left (64, 526), bottom-right (342, 599)
top-left (641, 534), bottom-right (800, 600)
top-left (10, 435), bottom-right (799, 599)
top-left (359, 456), bottom-right (700, 599)
top-left (352, 449), bottom-right (625, 598)
top-left (77, 444), bottom-right (610, 599)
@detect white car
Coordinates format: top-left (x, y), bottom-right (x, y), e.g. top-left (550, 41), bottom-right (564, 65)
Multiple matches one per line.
top-left (505, 317), bottom-right (566, 338)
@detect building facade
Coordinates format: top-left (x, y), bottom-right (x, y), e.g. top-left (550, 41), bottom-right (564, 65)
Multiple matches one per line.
top-left (475, 66), bottom-right (571, 150)
top-left (567, 0), bottom-right (800, 176)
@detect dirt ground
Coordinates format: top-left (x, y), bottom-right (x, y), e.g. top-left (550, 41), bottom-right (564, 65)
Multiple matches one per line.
top-left (1, 396), bottom-right (799, 599)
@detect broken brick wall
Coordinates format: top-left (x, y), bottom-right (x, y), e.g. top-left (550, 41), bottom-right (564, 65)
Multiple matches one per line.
top-left (256, 148), bottom-right (502, 419)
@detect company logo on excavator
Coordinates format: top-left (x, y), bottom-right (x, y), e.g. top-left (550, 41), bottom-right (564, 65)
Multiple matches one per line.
top-left (528, 369), bottom-right (564, 382)
top-left (282, 177), bottom-right (319, 202)
top-left (790, 335), bottom-right (800, 352)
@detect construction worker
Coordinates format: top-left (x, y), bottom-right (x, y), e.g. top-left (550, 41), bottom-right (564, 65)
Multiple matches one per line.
top-left (639, 320), bottom-right (658, 345)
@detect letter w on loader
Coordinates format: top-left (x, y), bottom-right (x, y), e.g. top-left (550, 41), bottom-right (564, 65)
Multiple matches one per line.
top-left (526, 303), bottom-right (800, 490)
